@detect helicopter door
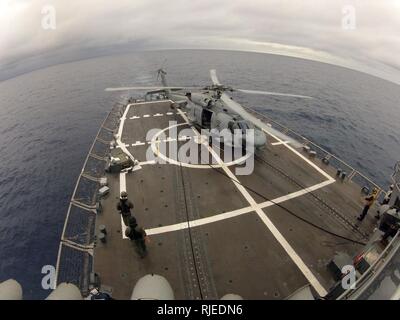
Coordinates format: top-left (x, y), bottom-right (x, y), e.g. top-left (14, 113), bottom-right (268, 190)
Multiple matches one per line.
top-left (193, 105), bottom-right (203, 124)
top-left (201, 109), bottom-right (213, 128)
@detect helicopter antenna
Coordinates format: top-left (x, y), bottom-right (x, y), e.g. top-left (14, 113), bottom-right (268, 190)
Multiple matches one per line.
top-left (157, 69), bottom-right (168, 87)
top-left (156, 59), bottom-right (168, 80)
top-left (156, 60), bottom-right (170, 97)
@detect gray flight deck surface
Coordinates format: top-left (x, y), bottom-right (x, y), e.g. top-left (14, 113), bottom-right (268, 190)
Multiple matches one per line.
top-left (93, 100), bottom-right (377, 300)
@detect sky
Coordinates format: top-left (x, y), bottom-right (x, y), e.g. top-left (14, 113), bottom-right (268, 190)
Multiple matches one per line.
top-left (0, 0), bottom-right (399, 84)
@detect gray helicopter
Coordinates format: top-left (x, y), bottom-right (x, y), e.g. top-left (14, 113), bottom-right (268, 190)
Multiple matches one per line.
top-left (106, 69), bottom-right (313, 150)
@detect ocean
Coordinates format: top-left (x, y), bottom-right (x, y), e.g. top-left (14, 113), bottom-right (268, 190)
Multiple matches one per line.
top-left (0, 49), bottom-right (399, 299)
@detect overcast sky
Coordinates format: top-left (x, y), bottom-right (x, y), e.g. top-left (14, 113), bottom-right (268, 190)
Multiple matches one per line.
top-left (0, 0), bottom-right (399, 83)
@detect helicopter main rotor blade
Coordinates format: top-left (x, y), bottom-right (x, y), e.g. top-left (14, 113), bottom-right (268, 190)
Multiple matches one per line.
top-left (220, 93), bottom-right (268, 130)
top-left (236, 89), bottom-right (313, 99)
top-left (105, 86), bottom-right (201, 92)
top-left (210, 69), bottom-right (221, 85)
top-left (220, 93), bottom-right (302, 147)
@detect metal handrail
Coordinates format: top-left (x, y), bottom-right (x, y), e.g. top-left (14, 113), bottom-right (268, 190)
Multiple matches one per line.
top-left (54, 103), bottom-right (123, 287)
top-left (244, 106), bottom-right (400, 300)
top-left (336, 229), bottom-right (400, 300)
top-left (244, 106), bottom-right (383, 191)
top-left (392, 161), bottom-right (400, 186)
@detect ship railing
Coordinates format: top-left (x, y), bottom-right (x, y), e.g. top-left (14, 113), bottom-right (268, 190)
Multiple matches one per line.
top-left (244, 107), bottom-right (384, 195)
top-left (336, 229), bottom-right (400, 300)
top-left (242, 108), bottom-right (400, 300)
top-left (54, 101), bottom-right (126, 295)
top-left (392, 161), bottom-right (400, 191)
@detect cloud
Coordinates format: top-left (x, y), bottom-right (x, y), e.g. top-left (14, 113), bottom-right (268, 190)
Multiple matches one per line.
top-left (0, 0), bottom-right (399, 83)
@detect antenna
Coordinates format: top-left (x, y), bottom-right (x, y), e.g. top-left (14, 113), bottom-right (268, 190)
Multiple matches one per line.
top-left (157, 69), bottom-right (168, 88)
top-left (156, 59), bottom-right (168, 81)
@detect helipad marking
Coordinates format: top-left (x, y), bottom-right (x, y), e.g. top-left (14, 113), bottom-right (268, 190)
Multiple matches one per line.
top-left (149, 122), bottom-right (252, 169)
top-left (139, 160), bottom-right (156, 166)
top-left (178, 136), bottom-right (190, 141)
top-left (255, 206), bottom-right (328, 297)
top-left (119, 172), bottom-right (126, 193)
top-left (128, 136), bottom-right (193, 147)
top-left (146, 206), bottom-right (253, 235)
top-left (177, 108), bottom-right (328, 297)
top-left (132, 141), bottom-right (146, 147)
top-left (263, 129), bottom-right (334, 182)
top-left (210, 145), bottom-right (328, 297)
top-left (258, 179), bottom-right (334, 208)
top-left (146, 179), bottom-right (334, 236)
top-left (119, 172), bottom-right (128, 239)
top-left (116, 104), bottom-right (136, 164)
top-left (271, 141), bottom-right (290, 146)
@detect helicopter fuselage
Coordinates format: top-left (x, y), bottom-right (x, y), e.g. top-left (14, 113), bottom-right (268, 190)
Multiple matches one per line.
top-left (169, 91), bottom-right (267, 149)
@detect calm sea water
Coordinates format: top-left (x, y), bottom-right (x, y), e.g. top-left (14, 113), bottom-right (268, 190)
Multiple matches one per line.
top-left (0, 50), bottom-right (399, 299)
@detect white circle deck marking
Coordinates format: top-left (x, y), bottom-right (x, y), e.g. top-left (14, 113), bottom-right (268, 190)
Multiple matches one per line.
top-left (118, 101), bottom-right (332, 296)
top-left (150, 123), bottom-right (251, 169)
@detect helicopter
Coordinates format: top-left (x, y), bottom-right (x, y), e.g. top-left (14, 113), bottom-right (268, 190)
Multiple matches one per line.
top-left (105, 69), bottom-right (313, 150)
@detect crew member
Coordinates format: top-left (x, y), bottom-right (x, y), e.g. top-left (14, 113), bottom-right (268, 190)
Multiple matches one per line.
top-left (382, 185), bottom-right (394, 205)
top-left (116, 191), bottom-right (134, 226)
top-left (381, 219), bottom-right (400, 244)
top-left (86, 288), bottom-right (114, 300)
top-left (125, 219), bottom-right (148, 258)
top-left (357, 188), bottom-right (378, 221)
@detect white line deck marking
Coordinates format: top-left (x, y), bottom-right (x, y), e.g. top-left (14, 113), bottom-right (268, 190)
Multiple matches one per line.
top-left (255, 209), bottom-right (328, 296)
top-left (271, 141), bottom-right (290, 146)
top-left (258, 180), bottom-right (334, 209)
top-left (178, 136), bottom-right (190, 141)
top-left (146, 206), bottom-right (253, 235)
top-left (146, 179), bottom-right (334, 236)
top-left (117, 101), bottom-right (179, 239)
top-left (176, 108), bottom-right (328, 297)
top-left (149, 123), bottom-right (251, 169)
top-left (119, 172), bottom-right (126, 193)
top-left (119, 172), bottom-right (128, 239)
top-left (210, 149), bottom-right (329, 297)
top-left (127, 136), bottom-right (193, 146)
top-left (263, 129), bottom-right (334, 182)
top-left (116, 104), bottom-right (136, 164)
top-left (132, 141), bottom-right (146, 147)
top-left (139, 160), bottom-right (156, 166)
top-left (129, 111), bottom-right (181, 119)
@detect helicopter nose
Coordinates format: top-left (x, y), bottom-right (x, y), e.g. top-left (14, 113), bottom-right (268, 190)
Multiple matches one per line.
top-left (254, 130), bottom-right (267, 148)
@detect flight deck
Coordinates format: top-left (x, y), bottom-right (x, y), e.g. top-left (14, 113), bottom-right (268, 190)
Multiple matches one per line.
top-left (90, 100), bottom-right (379, 299)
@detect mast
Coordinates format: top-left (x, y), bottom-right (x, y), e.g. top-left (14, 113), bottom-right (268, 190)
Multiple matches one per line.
top-left (157, 69), bottom-right (170, 98)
